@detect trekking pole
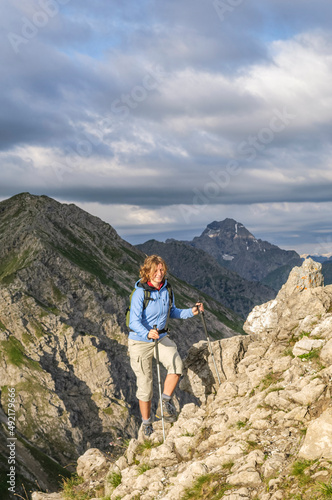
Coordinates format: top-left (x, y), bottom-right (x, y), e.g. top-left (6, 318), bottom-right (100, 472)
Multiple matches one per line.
top-left (196, 306), bottom-right (221, 386)
top-left (153, 325), bottom-right (166, 442)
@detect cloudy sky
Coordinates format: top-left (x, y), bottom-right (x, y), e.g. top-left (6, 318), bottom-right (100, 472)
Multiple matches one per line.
top-left (1, 0), bottom-right (332, 255)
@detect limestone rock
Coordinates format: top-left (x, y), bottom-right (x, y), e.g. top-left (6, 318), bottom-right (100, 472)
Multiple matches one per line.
top-left (180, 336), bottom-right (250, 402)
top-left (292, 337), bottom-right (324, 357)
top-left (148, 443), bottom-right (178, 467)
top-left (227, 470), bottom-right (262, 487)
top-left (289, 379), bottom-right (326, 406)
top-left (278, 258), bottom-right (324, 297)
top-left (76, 448), bottom-right (110, 480)
top-left (320, 339), bottom-right (332, 365)
top-left (244, 299), bottom-right (279, 336)
top-left (223, 487), bottom-right (250, 500)
top-left (310, 315), bottom-right (332, 339)
top-left (244, 259), bottom-right (332, 341)
top-left (299, 407), bottom-right (332, 460)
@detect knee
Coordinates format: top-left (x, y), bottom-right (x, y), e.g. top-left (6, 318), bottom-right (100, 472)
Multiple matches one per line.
top-left (137, 385), bottom-right (153, 402)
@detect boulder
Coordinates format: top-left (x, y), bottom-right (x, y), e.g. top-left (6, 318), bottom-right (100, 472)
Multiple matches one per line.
top-left (180, 336), bottom-right (250, 402)
top-left (320, 339), bottom-right (332, 365)
top-left (289, 379), bottom-right (326, 406)
top-left (148, 442), bottom-right (178, 467)
top-left (226, 470), bottom-right (262, 487)
top-left (292, 338), bottom-right (324, 357)
top-left (299, 407), bottom-right (332, 459)
top-left (76, 448), bottom-right (110, 480)
top-left (244, 259), bottom-right (332, 340)
top-left (278, 258), bottom-right (324, 297)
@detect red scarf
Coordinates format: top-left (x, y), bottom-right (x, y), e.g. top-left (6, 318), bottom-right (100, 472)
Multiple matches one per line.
top-left (148, 281), bottom-right (164, 291)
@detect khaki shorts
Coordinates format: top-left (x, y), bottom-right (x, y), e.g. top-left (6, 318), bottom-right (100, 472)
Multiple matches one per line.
top-left (128, 336), bottom-right (183, 402)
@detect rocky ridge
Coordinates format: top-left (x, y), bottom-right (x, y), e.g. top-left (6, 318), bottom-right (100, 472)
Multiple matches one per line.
top-left (41, 258), bottom-right (332, 500)
top-left (0, 193), bottom-right (243, 498)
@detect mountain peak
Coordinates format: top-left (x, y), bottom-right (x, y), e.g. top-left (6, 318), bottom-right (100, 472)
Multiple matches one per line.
top-left (190, 219), bottom-right (302, 283)
top-left (203, 219), bottom-right (252, 240)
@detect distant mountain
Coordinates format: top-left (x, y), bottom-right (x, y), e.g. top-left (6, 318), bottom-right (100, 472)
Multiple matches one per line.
top-left (322, 261), bottom-right (332, 285)
top-left (184, 219), bottom-right (302, 287)
top-left (302, 254), bottom-right (332, 264)
top-left (0, 193), bottom-right (243, 498)
top-left (136, 239), bottom-right (276, 318)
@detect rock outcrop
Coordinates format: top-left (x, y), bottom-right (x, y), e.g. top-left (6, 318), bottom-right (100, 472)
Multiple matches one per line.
top-left (39, 258), bottom-right (332, 500)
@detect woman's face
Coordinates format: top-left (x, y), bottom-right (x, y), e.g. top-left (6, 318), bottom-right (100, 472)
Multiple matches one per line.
top-left (150, 263), bottom-right (165, 285)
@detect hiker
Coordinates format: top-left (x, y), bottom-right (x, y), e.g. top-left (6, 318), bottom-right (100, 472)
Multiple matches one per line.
top-left (128, 254), bottom-right (203, 437)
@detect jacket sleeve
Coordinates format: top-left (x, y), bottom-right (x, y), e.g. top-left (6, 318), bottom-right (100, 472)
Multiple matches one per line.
top-left (169, 292), bottom-right (194, 320)
top-left (129, 289), bottom-right (150, 339)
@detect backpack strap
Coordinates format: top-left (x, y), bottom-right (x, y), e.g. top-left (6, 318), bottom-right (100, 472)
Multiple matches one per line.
top-left (143, 289), bottom-right (151, 310)
top-left (164, 282), bottom-right (173, 331)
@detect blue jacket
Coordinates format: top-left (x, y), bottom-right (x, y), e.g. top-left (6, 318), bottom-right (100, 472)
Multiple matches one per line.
top-left (128, 279), bottom-right (194, 342)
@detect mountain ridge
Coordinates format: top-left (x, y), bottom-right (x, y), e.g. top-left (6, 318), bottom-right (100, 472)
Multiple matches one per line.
top-left (0, 193), bottom-right (243, 498)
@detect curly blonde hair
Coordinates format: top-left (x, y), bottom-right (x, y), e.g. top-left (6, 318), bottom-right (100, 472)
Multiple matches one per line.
top-left (139, 255), bottom-right (168, 283)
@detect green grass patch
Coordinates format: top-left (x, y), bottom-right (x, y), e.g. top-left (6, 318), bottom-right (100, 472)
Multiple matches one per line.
top-left (291, 459), bottom-right (316, 486)
top-left (103, 407), bottom-right (114, 416)
top-left (317, 482), bottom-right (332, 498)
top-left (22, 332), bottom-right (34, 345)
top-left (51, 282), bottom-right (66, 302)
top-left (266, 386), bottom-right (285, 394)
top-left (292, 459), bottom-right (313, 476)
top-left (49, 239), bottom-right (127, 297)
top-left (181, 473), bottom-right (232, 500)
top-left (299, 331), bottom-right (311, 339)
top-left (0, 337), bottom-right (41, 370)
top-left (137, 463), bottom-right (151, 475)
top-left (107, 471), bottom-right (122, 489)
top-left (30, 319), bottom-right (47, 338)
top-left (222, 461), bottom-right (234, 471)
top-left (260, 372), bottom-right (283, 390)
top-left (246, 440), bottom-right (260, 451)
top-left (181, 431), bottom-right (195, 437)
top-left (298, 348), bottom-right (321, 361)
top-left (62, 475), bottom-right (89, 500)
top-left (0, 249), bottom-right (32, 283)
top-left (283, 347), bottom-right (295, 358)
top-left (136, 439), bottom-right (162, 454)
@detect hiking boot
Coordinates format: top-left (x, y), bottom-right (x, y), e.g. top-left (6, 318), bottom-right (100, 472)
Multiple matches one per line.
top-left (156, 398), bottom-right (177, 423)
top-left (142, 423), bottom-right (154, 437)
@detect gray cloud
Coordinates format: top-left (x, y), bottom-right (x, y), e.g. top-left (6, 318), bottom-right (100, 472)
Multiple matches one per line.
top-left (1, 0), bottom-right (332, 253)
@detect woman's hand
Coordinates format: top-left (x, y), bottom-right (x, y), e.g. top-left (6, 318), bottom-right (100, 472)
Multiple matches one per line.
top-left (147, 328), bottom-right (159, 340)
top-left (192, 302), bottom-right (204, 315)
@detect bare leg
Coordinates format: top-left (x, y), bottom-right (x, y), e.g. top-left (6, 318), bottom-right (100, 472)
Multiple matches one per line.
top-left (163, 374), bottom-right (181, 397)
top-left (139, 399), bottom-right (152, 420)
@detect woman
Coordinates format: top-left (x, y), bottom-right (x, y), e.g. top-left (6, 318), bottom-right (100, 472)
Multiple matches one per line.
top-left (128, 254), bottom-right (203, 437)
